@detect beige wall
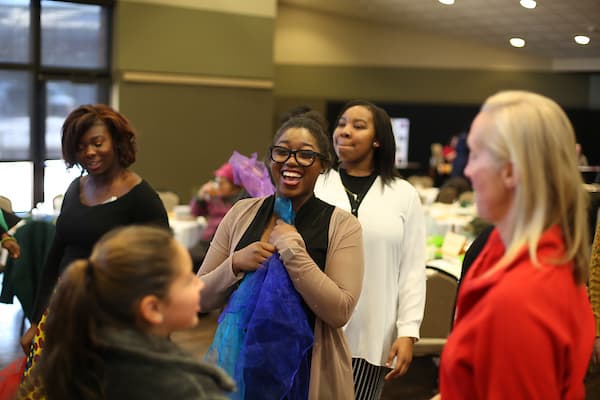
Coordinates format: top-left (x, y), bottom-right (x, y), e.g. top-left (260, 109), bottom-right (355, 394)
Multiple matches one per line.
top-left (113, 0), bottom-right (276, 202)
top-left (272, 5), bottom-right (598, 167)
top-left (124, 0), bottom-right (276, 17)
top-left (110, 2), bottom-right (598, 202)
top-left (275, 5), bottom-right (551, 71)
top-left (119, 82), bottom-right (273, 201)
top-left (273, 5), bottom-right (595, 108)
top-left (114, 2), bottom-right (275, 79)
top-left (274, 65), bottom-right (592, 108)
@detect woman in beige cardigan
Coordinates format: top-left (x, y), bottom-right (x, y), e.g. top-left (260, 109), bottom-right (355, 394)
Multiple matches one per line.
top-left (198, 115), bottom-right (364, 399)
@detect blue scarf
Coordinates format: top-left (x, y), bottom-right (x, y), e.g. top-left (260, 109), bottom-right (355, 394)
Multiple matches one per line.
top-left (206, 197), bottom-right (313, 399)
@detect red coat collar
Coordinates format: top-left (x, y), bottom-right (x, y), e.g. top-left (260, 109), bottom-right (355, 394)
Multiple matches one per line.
top-left (454, 225), bottom-right (566, 324)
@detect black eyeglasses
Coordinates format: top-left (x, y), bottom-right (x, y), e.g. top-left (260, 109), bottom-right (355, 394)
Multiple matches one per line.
top-left (269, 146), bottom-right (325, 167)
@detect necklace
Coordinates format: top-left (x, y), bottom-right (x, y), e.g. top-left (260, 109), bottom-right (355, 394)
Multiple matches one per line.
top-left (343, 185), bottom-right (364, 216)
top-left (339, 169), bottom-right (377, 217)
top-left (343, 186), bottom-right (359, 202)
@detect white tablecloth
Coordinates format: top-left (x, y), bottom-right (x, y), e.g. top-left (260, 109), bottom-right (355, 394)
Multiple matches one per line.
top-left (424, 202), bottom-right (476, 237)
top-left (169, 217), bottom-right (207, 249)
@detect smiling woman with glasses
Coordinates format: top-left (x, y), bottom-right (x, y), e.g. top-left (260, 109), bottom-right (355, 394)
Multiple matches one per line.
top-left (269, 145), bottom-right (325, 167)
top-left (198, 115), bottom-right (364, 399)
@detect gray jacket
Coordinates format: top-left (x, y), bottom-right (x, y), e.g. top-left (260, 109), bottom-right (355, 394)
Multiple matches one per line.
top-left (98, 327), bottom-right (235, 399)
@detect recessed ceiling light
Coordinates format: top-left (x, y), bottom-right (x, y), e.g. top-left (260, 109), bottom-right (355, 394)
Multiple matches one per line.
top-left (510, 37), bottom-right (526, 48)
top-left (574, 35), bottom-right (591, 45)
top-left (438, 0), bottom-right (455, 5)
top-left (520, 0), bottom-right (537, 9)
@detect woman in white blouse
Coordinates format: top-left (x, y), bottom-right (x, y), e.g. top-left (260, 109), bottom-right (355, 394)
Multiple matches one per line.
top-left (315, 100), bottom-right (426, 400)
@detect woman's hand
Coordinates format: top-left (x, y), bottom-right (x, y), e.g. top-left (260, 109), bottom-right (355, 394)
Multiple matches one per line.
top-left (2, 237), bottom-right (20, 259)
top-left (430, 394), bottom-right (441, 400)
top-left (232, 241), bottom-right (276, 274)
top-left (197, 181), bottom-right (217, 200)
top-left (20, 323), bottom-right (37, 354)
top-left (385, 336), bottom-right (415, 380)
top-left (269, 218), bottom-right (298, 246)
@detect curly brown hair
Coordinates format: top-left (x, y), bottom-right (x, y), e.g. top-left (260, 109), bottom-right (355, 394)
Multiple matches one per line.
top-left (61, 104), bottom-right (137, 169)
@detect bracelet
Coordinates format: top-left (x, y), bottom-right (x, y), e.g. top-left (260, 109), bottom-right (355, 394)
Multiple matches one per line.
top-left (1, 235), bottom-right (16, 244)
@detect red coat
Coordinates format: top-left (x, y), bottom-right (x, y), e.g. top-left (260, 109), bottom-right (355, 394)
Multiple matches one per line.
top-left (440, 225), bottom-right (595, 400)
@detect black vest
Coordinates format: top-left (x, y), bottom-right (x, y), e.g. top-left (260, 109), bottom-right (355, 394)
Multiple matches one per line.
top-left (235, 195), bottom-right (334, 271)
top-left (235, 195), bottom-right (335, 327)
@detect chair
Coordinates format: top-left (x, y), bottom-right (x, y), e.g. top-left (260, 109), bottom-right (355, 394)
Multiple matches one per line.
top-left (435, 186), bottom-right (458, 204)
top-left (52, 194), bottom-right (64, 211)
top-left (458, 190), bottom-right (474, 205)
top-left (413, 267), bottom-right (458, 357)
top-left (408, 175), bottom-right (434, 189)
top-left (0, 195), bottom-right (13, 212)
top-left (0, 219), bottom-right (56, 323)
top-left (157, 191), bottom-right (180, 213)
top-left (0, 195), bottom-right (15, 272)
top-left (436, 176), bottom-right (472, 204)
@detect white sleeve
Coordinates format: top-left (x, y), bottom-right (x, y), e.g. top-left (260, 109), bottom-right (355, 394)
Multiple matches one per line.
top-left (395, 189), bottom-right (427, 339)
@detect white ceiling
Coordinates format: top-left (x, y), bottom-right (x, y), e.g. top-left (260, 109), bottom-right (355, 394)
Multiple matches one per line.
top-left (279, 0), bottom-right (600, 61)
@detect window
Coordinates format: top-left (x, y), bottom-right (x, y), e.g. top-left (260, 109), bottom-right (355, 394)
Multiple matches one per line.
top-left (41, 1), bottom-right (109, 69)
top-left (0, 162), bottom-right (33, 211)
top-left (0, 0), bottom-right (112, 212)
top-left (0, 70), bottom-right (31, 161)
top-left (0, 1), bottom-right (30, 64)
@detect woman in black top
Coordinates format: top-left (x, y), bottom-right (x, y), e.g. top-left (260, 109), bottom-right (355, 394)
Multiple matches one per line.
top-left (20, 105), bottom-right (168, 386)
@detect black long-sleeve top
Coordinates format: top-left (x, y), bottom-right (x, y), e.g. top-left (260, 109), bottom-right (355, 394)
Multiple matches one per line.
top-left (32, 177), bottom-right (169, 322)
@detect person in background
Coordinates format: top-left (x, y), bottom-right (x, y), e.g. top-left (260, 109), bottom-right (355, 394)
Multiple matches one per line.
top-left (450, 132), bottom-right (469, 179)
top-left (590, 222), bottom-right (600, 365)
top-left (189, 162), bottom-right (247, 268)
top-left (437, 91), bottom-right (595, 399)
top-left (315, 100), bottom-right (426, 400)
top-left (20, 225), bottom-right (234, 399)
top-left (448, 224), bottom-right (494, 325)
top-left (19, 104), bottom-right (169, 394)
top-left (576, 143), bottom-right (589, 167)
top-left (442, 135), bottom-right (458, 165)
top-left (429, 142), bottom-right (446, 187)
top-left (198, 116), bottom-right (364, 399)
top-left (460, 224), bottom-right (494, 281)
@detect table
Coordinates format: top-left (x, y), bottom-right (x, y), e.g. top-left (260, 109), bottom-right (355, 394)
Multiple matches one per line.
top-left (423, 202), bottom-right (478, 281)
top-left (169, 216), bottom-right (207, 249)
top-left (424, 202), bottom-right (476, 237)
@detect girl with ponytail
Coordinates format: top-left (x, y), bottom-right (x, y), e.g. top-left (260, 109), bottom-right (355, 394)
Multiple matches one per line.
top-left (20, 225), bottom-right (234, 400)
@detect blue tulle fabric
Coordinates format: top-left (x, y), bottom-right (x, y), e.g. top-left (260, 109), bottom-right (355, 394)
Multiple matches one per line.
top-left (205, 197), bottom-right (313, 400)
top-left (274, 196), bottom-right (295, 226)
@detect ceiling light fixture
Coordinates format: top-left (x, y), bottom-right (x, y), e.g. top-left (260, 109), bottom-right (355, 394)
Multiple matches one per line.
top-left (509, 37), bottom-right (526, 48)
top-left (574, 35), bottom-right (591, 45)
top-left (438, 0), bottom-right (455, 5)
top-left (520, 0), bottom-right (537, 9)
